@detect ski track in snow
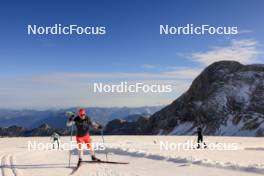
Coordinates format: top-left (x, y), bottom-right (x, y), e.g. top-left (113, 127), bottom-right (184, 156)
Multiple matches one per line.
top-left (77, 163), bottom-right (142, 176)
top-left (71, 160), bottom-right (138, 176)
top-left (0, 154), bottom-right (21, 176)
top-left (73, 163), bottom-right (119, 176)
top-left (102, 147), bottom-right (264, 175)
top-left (244, 147), bottom-right (264, 151)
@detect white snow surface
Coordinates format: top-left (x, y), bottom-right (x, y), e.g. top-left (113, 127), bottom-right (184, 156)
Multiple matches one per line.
top-left (0, 136), bottom-right (264, 176)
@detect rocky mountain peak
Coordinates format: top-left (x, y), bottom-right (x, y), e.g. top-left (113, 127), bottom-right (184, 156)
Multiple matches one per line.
top-left (105, 61), bottom-right (264, 136)
top-left (149, 61), bottom-right (264, 136)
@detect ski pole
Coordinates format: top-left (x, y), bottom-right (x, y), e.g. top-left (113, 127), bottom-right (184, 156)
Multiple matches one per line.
top-left (66, 111), bottom-right (75, 167)
top-left (100, 129), bottom-right (108, 161)
top-left (68, 124), bottom-right (73, 167)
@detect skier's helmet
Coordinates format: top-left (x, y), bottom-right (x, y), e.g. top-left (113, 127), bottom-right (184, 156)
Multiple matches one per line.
top-left (79, 108), bottom-right (86, 116)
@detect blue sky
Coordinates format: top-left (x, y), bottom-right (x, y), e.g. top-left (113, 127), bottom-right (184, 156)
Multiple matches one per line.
top-left (0, 0), bottom-right (263, 108)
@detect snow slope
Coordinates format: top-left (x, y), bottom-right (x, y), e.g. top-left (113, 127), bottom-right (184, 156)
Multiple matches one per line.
top-left (0, 136), bottom-right (263, 176)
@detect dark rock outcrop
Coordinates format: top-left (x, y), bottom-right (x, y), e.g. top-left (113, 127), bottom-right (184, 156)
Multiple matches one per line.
top-left (104, 116), bottom-right (151, 135)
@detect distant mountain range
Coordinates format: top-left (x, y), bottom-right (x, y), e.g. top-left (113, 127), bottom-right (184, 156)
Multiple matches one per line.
top-left (0, 123), bottom-right (70, 137)
top-left (0, 106), bottom-right (162, 129)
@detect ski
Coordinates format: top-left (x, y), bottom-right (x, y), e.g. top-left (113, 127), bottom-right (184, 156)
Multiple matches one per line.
top-left (82, 160), bottom-right (129, 164)
top-left (70, 162), bottom-right (82, 175)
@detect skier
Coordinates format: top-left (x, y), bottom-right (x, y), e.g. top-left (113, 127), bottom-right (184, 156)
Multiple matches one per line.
top-left (51, 132), bottom-right (60, 149)
top-left (196, 127), bottom-right (207, 149)
top-left (67, 108), bottom-right (103, 167)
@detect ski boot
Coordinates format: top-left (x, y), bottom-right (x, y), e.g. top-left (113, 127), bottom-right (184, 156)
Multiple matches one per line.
top-left (91, 155), bottom-right (101, 162)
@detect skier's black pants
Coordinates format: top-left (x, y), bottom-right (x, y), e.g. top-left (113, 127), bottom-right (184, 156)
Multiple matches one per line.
top-left (53, 139), bottom-right (59, 149)
top-left (197, 135), bottom-right (206, 148)
top-left (197, 135), bottom-right (203, 143)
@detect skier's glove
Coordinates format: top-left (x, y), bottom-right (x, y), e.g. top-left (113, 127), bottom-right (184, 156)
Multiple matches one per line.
top-left (69, 116), bottom-right (74, 121)
top-left (66, 111), bottom-right (75, 117)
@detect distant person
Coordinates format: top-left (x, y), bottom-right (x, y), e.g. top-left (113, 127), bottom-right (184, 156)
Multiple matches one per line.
top-left (51, 132), bottom-right (60, 149)
top-left (196, 127), bottom-right (207, 149)
top-left (67, 108), bottom-right (103, 167)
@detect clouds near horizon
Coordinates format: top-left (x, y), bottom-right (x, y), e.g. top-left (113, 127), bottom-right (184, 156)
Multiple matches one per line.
top-left (191, 39), bottom-right (261, 65)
